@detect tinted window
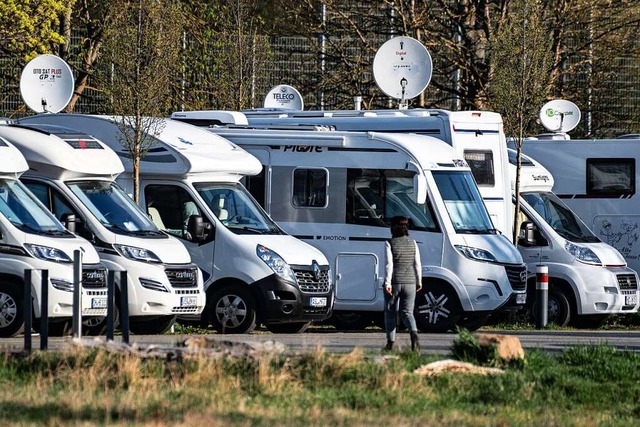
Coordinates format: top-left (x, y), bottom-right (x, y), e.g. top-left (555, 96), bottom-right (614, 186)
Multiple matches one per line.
top-left (587, 158), bottom-right (635, 196)
top-left (464, 150), bottom-right (495, 186)
top-left (293, 168), bottom-right (327, 208)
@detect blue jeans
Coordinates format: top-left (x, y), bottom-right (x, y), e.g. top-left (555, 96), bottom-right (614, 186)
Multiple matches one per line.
top-left (384, 283), bottom-right (418, 342)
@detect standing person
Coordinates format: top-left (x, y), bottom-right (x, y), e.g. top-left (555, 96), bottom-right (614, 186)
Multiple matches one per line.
top-left (383, 216), bottom-right (422, 352)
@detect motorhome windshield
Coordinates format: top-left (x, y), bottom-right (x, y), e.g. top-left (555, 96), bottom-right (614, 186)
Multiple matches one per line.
top-left (193, 182), bottom-right (283, 235)
top-left (521, 191), bottom-right (600, 243)
top-left (0, 179), bottom-right (70, 236)
top-left (432, 171), bottom-right (496, 234)
top-left (67, 181), bottom-right (163, 237)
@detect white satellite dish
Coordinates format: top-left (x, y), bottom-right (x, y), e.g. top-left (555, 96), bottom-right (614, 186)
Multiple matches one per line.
top-left (373, 36), bottom-right (432, 105)
top-left (539, 99), bottom-right (581, 133)
top-left (263, 85), bottom-right (304, 110)
top-left (20, 54), bottom-right (74, 114)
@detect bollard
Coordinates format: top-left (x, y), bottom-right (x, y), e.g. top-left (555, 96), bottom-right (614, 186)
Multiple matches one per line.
top-left (23, 269), bottom-right (32, 352)
top-left (536, 265), bottom-right (549, 329)
top-left (40, 270), bottom-right (49, 350)
top-left (106, 270), bottom-right (115, 341)
top-left (72, 250), bottom-right (83, 339)
top-left (119, 271), bottom-right (129, 344)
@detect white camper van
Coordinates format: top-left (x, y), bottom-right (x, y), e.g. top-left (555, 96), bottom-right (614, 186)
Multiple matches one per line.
top-left (0, 136), bottom-right (107, 337)
top-left (18, 114), bottom-right (334, 334)
top-left (509, 149), bottom-right (639, 326)
top-left (171, 117), bottom-right (527, 332)
top-left (0, 123), bottom-right (205, 335)
top-left (240, 108), bottom-right (513, 241)
top-left (517, 137), bottom-right (640, 275)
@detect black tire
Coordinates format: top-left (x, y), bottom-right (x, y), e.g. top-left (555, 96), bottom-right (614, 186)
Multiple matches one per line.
top-left (331, 311), bottom-right (372, 330)
top-left (204, 287), bottom-right (257, 334)
top-left (533, 287), bottom-right (571, 326)
top-left (36, 319), bottom-right (71, 337)
top-left (0, 283), bottom-right (25, 338)
top-left (414, 282), bottom-right (462, 333)
top-left (129, 315), bottom-right (177, 335)
top-left (571, 314), bottom-right (609, 329)
top-left (265, 322), bottom-right (311, 334)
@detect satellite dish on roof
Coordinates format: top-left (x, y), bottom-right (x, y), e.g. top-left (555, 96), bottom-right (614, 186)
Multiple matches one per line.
top-left (263, 85), bottom-right (304, 110)
top-left (539, 99), bottom-right (581, 133)
top-left (20, 54), bottom-right (74, 114)
top-left (373, 36), bottom-right (432, 108)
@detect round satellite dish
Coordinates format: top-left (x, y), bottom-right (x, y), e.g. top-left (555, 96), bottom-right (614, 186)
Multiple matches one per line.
top-left (539, 100), bottom-right (581, 133)
top-left (20, 54), bottom-right (74, 113)
top-left (263, 85), bottom-right (304, 110)
top-left (373, 36), bottom-right (432, 100)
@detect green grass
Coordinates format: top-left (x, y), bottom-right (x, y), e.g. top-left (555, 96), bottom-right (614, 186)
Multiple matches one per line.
top-left (0, 338), bottom-right (639, 426)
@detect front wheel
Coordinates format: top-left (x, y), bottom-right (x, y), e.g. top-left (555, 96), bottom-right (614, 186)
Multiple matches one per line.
top-left (204, 287), bottom-right (257, 334)
top-left (265, 322), bottom-right (310, 334)
top-left (532, 287), bottom-right (571, 326)
top-left (0, 283), bottom-right (25, 338)
top-left (414, 282), bottom-right (462, 333)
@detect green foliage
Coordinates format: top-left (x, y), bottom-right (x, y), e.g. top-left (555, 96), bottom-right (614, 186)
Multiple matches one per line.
top-left (451, 327), bottom-right (500, 366)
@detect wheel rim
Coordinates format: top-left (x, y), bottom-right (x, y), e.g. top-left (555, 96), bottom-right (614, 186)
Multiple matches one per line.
top-left (0, 292), bottom-right (18, 328)
top-left (417, 291), bottom-right (451, 324)
top-left (547, 297), bottom-right (561, 322)
top-left (215, 294), bottom-right (248, 328)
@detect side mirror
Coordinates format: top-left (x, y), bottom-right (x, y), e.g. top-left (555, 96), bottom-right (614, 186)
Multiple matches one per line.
top-left (60, 213), bottom-right (77, 233)
top-left (187, 214), bottom-right (206, 241)
top-left (413, 173), bottom-right (427, 204)
top-left (519, 221), bottom-right (537, 246)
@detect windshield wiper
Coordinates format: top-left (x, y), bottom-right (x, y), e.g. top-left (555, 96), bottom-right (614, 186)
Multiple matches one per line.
top-left (456, 227), bottom-right (490, 234)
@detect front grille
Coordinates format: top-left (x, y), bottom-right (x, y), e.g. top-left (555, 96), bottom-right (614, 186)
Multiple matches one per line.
top-left (617, 274), bottom-right (638, 291)
top-left (165, 267), bottom-right (198, 288)
top-left (294, 269), bottom-right (331, 294)
top-left (171, 306), bottom-right (200, 314)
top-left (304, 307), bottom-right (331, 315)
top-left (82, 268), bottom-right (107, 289)
top-left (505, 265), bottom-right (527, 291)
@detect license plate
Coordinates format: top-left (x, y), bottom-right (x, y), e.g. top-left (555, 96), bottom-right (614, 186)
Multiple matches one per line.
top-left (181, 296), bottom-right (198, 307)
top-left (516, 293), bottom-right (527, 304)
top-left (310, 297), bottom-right (327, 308)
top-left (625, 294), bottom-right (638, 306)
top-left (91, 298), bottom-right (107, 309)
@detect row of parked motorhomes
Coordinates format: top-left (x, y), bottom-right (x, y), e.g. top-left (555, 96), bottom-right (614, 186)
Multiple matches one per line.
top-left (0, 108), bottom-right (637, 337)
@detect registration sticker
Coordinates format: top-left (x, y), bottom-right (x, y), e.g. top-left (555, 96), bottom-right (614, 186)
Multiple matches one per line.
top-left (516, 293), bottom-right (527, 304)
top-left (310, 297), bottom-right (327, 308)
top-left (91, 298), bottom-right (107, 309)
top-left (181, 296), bottom-right (198, 307)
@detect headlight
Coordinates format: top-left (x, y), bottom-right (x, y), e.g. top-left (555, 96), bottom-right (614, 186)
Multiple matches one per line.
top-left (24, 244), bottom-right (72, 263)
top-left (256, 244), bottom-right (297, 284)
top-left (565, 241), bottom-right (601, 265)
top-left (455, 245), bottom-right (498, 263)
top-left (113, 244), bottom-right (162, 263)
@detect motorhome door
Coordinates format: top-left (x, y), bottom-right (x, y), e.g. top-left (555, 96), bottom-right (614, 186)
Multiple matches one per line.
top-left (335, 253), bottom-right (378, 301)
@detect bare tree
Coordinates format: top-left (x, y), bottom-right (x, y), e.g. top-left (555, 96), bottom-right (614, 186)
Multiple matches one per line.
top-left (488, 0), bottom-right (552, 242)
top-left (98, 0), bottom-right (184, 202)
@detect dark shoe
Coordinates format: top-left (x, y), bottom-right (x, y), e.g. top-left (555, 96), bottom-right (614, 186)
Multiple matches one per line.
top-left (383, 340), bottom-right (395, 351)
top-left (410, 332), bottom-right (420, 352)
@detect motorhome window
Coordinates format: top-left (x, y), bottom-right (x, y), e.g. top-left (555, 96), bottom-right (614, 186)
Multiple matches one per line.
top-left (522, 191), bottom-right (600, 243)
top-left (67, 181), bottom-right (161, 236)
top-left (346, 169), bottom-right (439, 232)
top-left (0, 180), bottom-right (68, 235)
top-left (292, 168), bottom-right (327, 208)
top-left (507, 150), bottom-right (535, 166)
top-left (144, 185), bottom-right (201, 240)
top-left (586, 158), bottom-right (635, 196)
top-left (244, 168), bottom-right (266, 208)
top-left (193, 182), bottom-right (283, 235)
top-left (23, 181), bottom-right (79, 223)
top-left (432, 171), bottom-right (495, 234)
top-left (463, 150), bottom-right (495, 186)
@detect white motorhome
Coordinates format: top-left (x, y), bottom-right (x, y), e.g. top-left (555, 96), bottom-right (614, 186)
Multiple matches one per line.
top-left (0, 123), bottom-right (205, 335)
top-left (516, 137), bottom-right (640, 276)
top-left (172, 115), bottom-right (527, 332)
top-left (509, 149), bottom-right (639, 326)
top-left (19, 114), bottom-right (334, 334)
top-left (0, 136), bottom-right (107, 337)
top-left (240, 108), bottom-right (513, 241)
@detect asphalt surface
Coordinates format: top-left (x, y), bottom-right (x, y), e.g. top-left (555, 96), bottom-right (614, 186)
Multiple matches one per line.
top-left (2, 329), bottom-right (640, 355)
